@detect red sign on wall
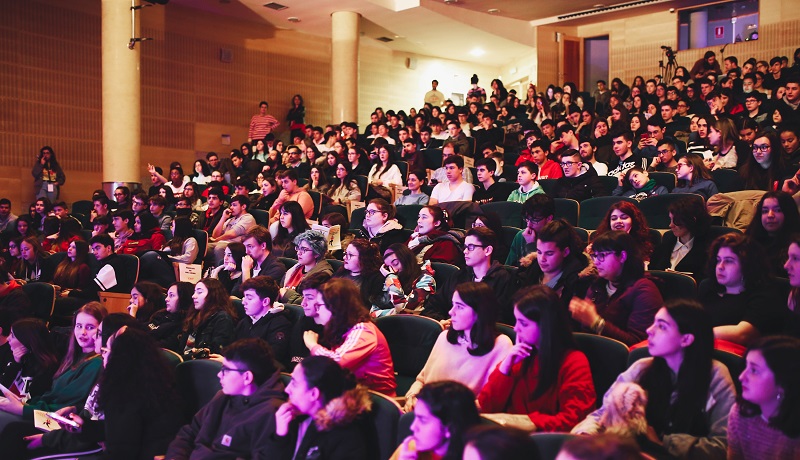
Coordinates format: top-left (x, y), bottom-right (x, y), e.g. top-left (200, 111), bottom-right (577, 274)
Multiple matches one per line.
top-left (715, 26), bottom-right (725, 38)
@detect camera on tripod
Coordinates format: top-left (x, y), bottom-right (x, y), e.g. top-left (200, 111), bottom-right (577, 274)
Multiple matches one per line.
top-left (661, 45), bottom-right (676, 60)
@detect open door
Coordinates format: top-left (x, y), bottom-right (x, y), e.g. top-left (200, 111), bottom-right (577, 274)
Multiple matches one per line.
top-left (559, 35), bottom-right (583, 88)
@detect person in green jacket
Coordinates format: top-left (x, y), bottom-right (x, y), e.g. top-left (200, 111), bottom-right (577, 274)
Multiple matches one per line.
top-left (0, 302), bottom-right (106, 433)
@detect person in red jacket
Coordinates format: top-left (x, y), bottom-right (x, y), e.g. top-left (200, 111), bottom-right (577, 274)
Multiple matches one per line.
top-left (478, 285), bottom-right (596, 432)
top-left (406, 205), bottom-right (464, 266)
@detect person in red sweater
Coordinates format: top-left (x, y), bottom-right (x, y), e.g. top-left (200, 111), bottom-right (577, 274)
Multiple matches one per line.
top-left (478, 285), bottom-right (596, 432)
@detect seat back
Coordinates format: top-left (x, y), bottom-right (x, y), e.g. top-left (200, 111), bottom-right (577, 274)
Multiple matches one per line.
top-left (706, 225), bottom-right (742, 240)
top-left (711, 168), bottom-right (741, 193)
top-left (160, 348), bottom-right (184, 368)
top-left (529, 433), bottom-right (577, 460)
top-left (326, 258), bottom-right (344, 272)
top-left (368, 391), bottom-right (403, 460)
top-left (638, 193), bottom-right (704, 229)
top-left (501, 226), bottom-right (521, 253)
top-left (577, 196), bottom-right (637, 230)
top-left (422, 148), bottom-right (443, 170)
top-left (574, 227), bottom-right (590, 244)
top-left (628, 346), bottom-right (745, 393)
top-left (191, 229), bottom-right (209, 265)
top-left (647, 270), bottom-right (698, 301)
top-left (649, 171), bottom-right (677, 191)
top-left (496, 322), bottom-right (516, 343)
top-left (284, 303), bottom-right (305, 326)
top-left (375, 315), bottom-right (444, 397)
top-left (395, 204), bottom-right (424, 230)
top-left (21, 282), bottom-right (56, 326)
top-left (538, 179), bottom-right (557, 195)
top-left (230, 298), bottom-right (245, 320)
top-left (480, 201), bottom-right (523, 227)
top-left (277, 257), bottom-right (298, 272)
top-left (430, 262), bottom-right (460, 298)
top-left (353, 175), bottom-right (369, 199)
top-left (554, 198), bottom-right (580, 226)
top-left (250, 209), bottom-right (270, 227)
top-left (175, 359), bottom-right (223, 422)
top-left (350, 206), bottom-right (367, 231)
top-left (308, 190), bottom-right (322, 220)
top-left (395, 161), bottom-right (409, 186)
top-left (115, 254), bottom-right (140, 292)
top-left (573, 333), bottom-right (629, 399)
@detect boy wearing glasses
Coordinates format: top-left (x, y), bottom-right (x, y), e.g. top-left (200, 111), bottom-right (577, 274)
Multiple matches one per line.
top-left (234, 276), bottom-right (291, 367)
top-left (648, 140), bottom-right (680, 174)
top-left (553, 149), bottom-right (608, 202)
top-left (505, 195), bottom-right (555, 267)
top-left (167, 338), bottom-right (286, 458)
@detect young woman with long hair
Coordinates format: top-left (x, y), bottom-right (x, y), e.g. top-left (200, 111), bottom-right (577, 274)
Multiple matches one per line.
top-left (671, 154), bottom-right (719, 199)
top-left (478, 285), bottom-right (595, 432)
top-left (139, 216), bottom-right (199, 287)
top-left (52, 240), bottom-right (92, 298)
top-left (46, 217), bottom-right (83, 254)
top-left (698, 233), bottom-right (785, 347)
top-left (0, 318), bottom-right (59, 401)
top-left (745, 190), bottom-right (800, 277)
top-left (0, 303), bottom-right (106, 431)
top-left (728, 336), bottom-right (800, 458)
top-left (308, 165), bottom-right (330, 195)
top-left (369, 243), bottom-right (435, 318)
top-left (327, 161), bottom-right (362, 205)
top-left (332, 238), bottom-right (385, 309)
top-left (649, 196), bottom-right (713, 281)
top-left (392, 380), bottom-right (482, 460)
top-left (209, 242), bottom-right (246, 297)
top-left (274, 355), bottom-right (374, 460)
top-left (367, 145), bottom-right (403, 189)
top-left (573, 299), bottom-right (737, 459)
top-left (570, 231), bottom-right (663, 346)
top-left (360, 198), bottom-right (407, 253)
top-left (146, 281), bottom-right (194, 350)
top-left (127, 281), bottom-right (166, 323)
top-left (404, 282), bottom-right (512, 411)
top-left (302, 278), bottom-right (396, 396)
top-left (592, 200), bottom-right (655, 261)
top-left (708, 117), bottom-right (739, 170)
top-left (178, 278), bottom-right (236, 359)
top-left (271, 201), bottom-right (311, 259)
top-left (16, 236), bottom-right (51, 283)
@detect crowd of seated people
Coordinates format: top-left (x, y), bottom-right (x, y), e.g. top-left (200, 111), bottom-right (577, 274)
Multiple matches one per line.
top-left (0, 49), bottom-right (799, 458)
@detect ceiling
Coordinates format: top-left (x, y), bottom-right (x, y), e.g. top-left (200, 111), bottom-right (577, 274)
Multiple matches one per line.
top-left (169, 0), bottom-right (709, 66)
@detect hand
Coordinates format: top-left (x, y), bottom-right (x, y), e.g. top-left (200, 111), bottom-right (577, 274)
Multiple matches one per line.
top-left (207, 353), bottom-right (224, 363)
top-left (0, 386), bottom-right (24, 415)
top-left (24, 434), bottom-right (43, 450)
top-left (241, 255), bottom-right (254, 272)
top-left (147, 163), bottom-right (156, 174)
top-left (650, 157), bottom-right (661, 169)
top-left (522, 227), bottom-right (537, 245)
top-left (40, 157), bottom-right (46, 165)
top-left (274, 402), bottom-right (299, 436)
top-left (303, 330), bottom-right (319, 350)
top-left (127, 303), bottom-right (139, 318)
top-left (396, 436), bottom-right (418, 460)
top-left (569, 297), bottom-right (600, 328)
top-left (645, 425), bottom-right (663, 445)
top-left (782, 172), bottom-right (800, 194)
top-left (224, 261), bottom-right (237, 272)
top-left (402, 394), bottom-right (417, 413)
top-left (439, 319), bottom-right (452, 329)
top-left (617, 173), bottom-right (625, 187)
top-left (498, 341), bottom-right (533, 375)
top-left (55, 406), bottom-right (78, 417)
top-left (222, 208), bottom-right (232, 218)
top-left (11, 341), bottom-right (27, 362)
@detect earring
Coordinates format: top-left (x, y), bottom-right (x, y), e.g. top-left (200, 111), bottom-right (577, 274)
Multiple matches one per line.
top-left (777, 392), bottom-right (784, 401)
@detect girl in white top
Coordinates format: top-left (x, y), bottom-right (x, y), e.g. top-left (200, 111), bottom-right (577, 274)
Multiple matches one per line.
top-left (368, 146), bottom-right (404, 188)
top-left (403, 281), bottom-right (512, 412)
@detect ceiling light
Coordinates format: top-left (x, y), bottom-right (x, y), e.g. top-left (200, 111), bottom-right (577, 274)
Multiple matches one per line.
top-left (488, 8), bottom-right (500, 14)
top-left (287, 17), bottom-right (301, 23)
top-left (470, 48), bottom-right (485, 57)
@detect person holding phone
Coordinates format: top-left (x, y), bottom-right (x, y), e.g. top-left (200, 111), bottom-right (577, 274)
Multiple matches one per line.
top-left (32, 146), bottom-right (65, 202)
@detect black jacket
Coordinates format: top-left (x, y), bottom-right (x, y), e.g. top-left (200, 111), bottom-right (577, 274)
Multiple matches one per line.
top-left (235, 310), bottom-right (292, 368)
top-left (649, 231), bottom-right (711, 282)
top-left (553, 165), bottom-right (609, 202)
top-left (426, 261), bottom-right (518, 323)
top-left (178, 311), bottom-right (236, 357)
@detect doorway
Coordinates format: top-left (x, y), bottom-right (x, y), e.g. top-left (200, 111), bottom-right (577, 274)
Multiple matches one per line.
top-left (584, 36), bottom-right (609, 92)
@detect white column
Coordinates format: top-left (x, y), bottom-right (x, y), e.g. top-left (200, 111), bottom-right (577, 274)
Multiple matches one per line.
top-left (330, 11), bottom-right (360, 123)
top-left (690, 11), bottom-right (709, 50)
top-left (101, 0), bottom-right (141, 193)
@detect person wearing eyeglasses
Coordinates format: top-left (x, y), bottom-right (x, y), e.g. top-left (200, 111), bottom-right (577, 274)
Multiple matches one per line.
top-left (459, 227), bottom-right (517, 324)
top-left (739, 132), bottom-right (793, 192)
top-left (270, 201), bottom-right (311, 259)
top-left (506, 195), bottom-right (555, 267)
top-left (671, 154), bottom-right (719, 200)
top-left (278, 230), bottom-right (333, 305)
top-left (569, 231), bottom-right (662, 346)
top-left (166, 338), bottom-right (287, 458)
top-left (553, 149), bottom-right (608, 202)
top-left (647, 139), bottom-right (680, 174)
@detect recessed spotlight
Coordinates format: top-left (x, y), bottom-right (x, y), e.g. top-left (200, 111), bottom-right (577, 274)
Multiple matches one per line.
top-left (287, 16), bottom-right (301, 23)
top-left (488, 8), bottom-right (499, 14)
top-left (592, 3), bottom-right (607, 8)
top-left (470, 48), bottom-right (485, 57)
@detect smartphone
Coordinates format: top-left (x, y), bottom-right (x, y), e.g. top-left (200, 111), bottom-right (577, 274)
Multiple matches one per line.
top-left (46, 412), bottom-right (81, 429)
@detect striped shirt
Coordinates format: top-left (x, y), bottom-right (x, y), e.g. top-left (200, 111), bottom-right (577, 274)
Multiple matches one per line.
top-left (248, 114), bottom-right (279, 140)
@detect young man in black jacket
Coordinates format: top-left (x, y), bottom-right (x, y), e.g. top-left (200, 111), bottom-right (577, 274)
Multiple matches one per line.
top-left (235, 276), bottom-right (291, 368)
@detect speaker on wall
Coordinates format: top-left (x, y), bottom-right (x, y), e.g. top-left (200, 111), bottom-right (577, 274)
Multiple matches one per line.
top-left (405, 57), bottom-right (417, 70)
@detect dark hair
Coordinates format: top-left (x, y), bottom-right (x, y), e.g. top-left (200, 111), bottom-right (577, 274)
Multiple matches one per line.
top-left (639, 299), bottom-right (714, 437)
top-left (594, 201), bottom-right (653, 259)
top-left (746, 190), bottom-right (800, 246)
top-left (463, 426), bottom-right (539, 460)
top-left (299, 355), bottom-right (358, 404)
top-left (677, 154), bottom-right (713, 187)
top-left (133, 212), bottom-right (159, 238)
top-left (706, 233), bottom-right (770, 292)
top-left (668, 196), bottom-right (711, 237)
top-left (512, 285), bottom-right (576, 398)
top-left (132, 281), bottom-right (166, 321)
top-left (89, 233), bottom-right (114, 250)
top-left (738, 336), bottom-right (800, 437)
top-left (537, 218), bottom-right (584, 256)
top-left (421, 205), bottom-right (450, 232)
top-left (591, 231), bottom-right (645, 284)
top-left (223, 338), bottom-right (279, 386)
top-left (10, 318), bottom-right (59, 378)
top-left (443, 154), bottom-right (465, 169)
top-left (417, 381), bottom-right (481, 460)
top-left (184, 278), bottom-right (235, 332)
top-left (559, 434), bottom-right (644, 459)
top-left (97, 327), bottom-right (178, 414)
top-left (465, 226), bottom-right (498, 253)
top-left (167, 216), bottom-right (193, 254)
top-left (112, 209), bottom-right (134, 229)
top-left (320, 278), bottom-right (372, 348)
top-left (241, 275), bottom-right (280, 304)
top-left (368, 198), bottom-right (395, 220)
top-left (740, 132), bottom-right (786, 191)
top-left (276, 201), bottom-right (311, 251)
top-left (52, 239), bottom-right (89, 288)
top-left (168, 281), bottom-right (195, 315)
top-left (297, 271), bottom-right (332, 294)
top-left (447, 282), bottom-right (500, 356)
top-left (522, 194), bottom-right (555, 220)
top-left (383, 243), bottom-right (422, 293)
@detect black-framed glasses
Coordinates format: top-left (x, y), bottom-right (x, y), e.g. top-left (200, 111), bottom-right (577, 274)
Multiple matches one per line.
top-left (560, 161), bottom-right (580, 167)
top-left (464, 244), bottom-right (487, 252)
top-left (524, 215), bottom-right (547, 224)
top-left (589, 251), bottom-right (618, 262)
top-left (365, 209), bottom-right (382, 217)
top-left (753, 144), bottom-right (770, 152)
top-left (657, 149), bottom-right (673, 155)
top-left (220, 366), bottom-right (248, 375)
top-left (295, 245), bottom-right (312, 255)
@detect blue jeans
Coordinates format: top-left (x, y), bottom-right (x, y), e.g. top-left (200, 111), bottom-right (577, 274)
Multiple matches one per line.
top-left (37, 182), bottom-right (59, 201)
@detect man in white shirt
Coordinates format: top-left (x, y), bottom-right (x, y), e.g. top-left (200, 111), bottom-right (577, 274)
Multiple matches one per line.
top-left (424, 79), bottom-right (445, 107)
top-left (579, 140), bottom-right (608, 176)
top-left (429, 154), bottom-right (474, 205)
